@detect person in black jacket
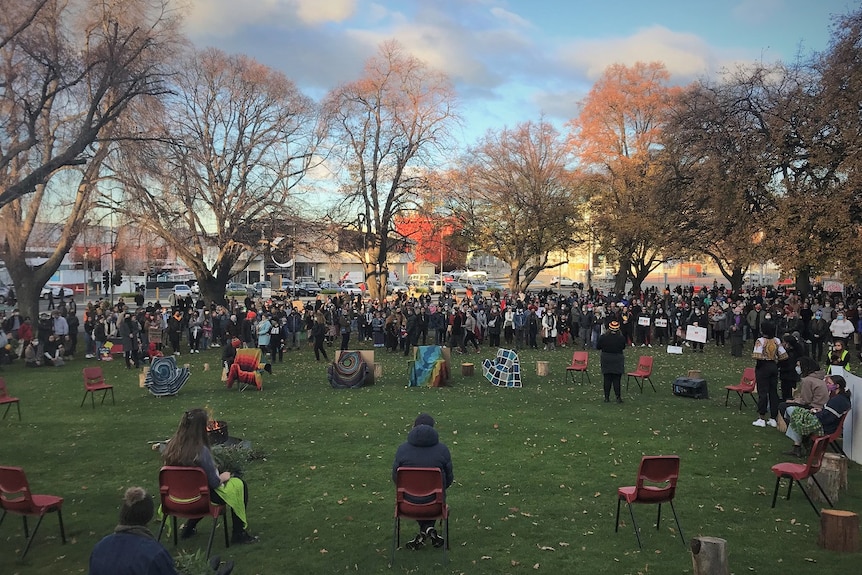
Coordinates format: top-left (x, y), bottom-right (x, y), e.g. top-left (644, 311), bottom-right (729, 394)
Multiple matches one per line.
top-left (597, 320), bottom-right (627, 403)
top-left (392, 413), bottom-right (453, 550)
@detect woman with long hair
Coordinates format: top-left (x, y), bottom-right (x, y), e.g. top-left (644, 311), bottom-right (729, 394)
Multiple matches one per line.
top-left (783, 374), bottom-right (852, 458)
top-left (162, 408), bottom-right (257, 544)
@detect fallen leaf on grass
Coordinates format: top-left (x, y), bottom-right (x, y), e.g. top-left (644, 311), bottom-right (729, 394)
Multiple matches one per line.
top-left (537, 545), bottom-right (555, 551)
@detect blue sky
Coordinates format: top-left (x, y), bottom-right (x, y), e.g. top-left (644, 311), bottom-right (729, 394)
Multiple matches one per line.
top-left (183, 0), bottom-right (853, 146)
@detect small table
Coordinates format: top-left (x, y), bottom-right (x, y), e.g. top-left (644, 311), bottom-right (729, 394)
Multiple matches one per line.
top-left (461, 363), bottom-right (474, 376)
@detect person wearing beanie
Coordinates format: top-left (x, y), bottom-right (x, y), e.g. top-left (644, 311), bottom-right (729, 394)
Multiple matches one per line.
top-left (392, 412), bottom-right (453, 550)
top-left (88, 487), bottom-right (178, 575)
top-left (597, 320), bottom-right (626, 403)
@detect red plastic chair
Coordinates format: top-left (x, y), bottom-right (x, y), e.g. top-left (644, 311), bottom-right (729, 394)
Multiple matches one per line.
top-left (81, 367), bottom-right (114, 408)
top-left (391, 467), bottom-right (450, 565)
top-left (771, 435), bottom-right (833, 515)
top-left (626, 356), bottom-right (655, 393)
top-left (813, 411), bottom-right (849, 458)
top-left (724, 367), bottom-right (756, 410)
top-left (0, 377), bottom-right (21, 420)
top-left (157, 466), bottom-right (229, 559)
top-left (0, 466), bottom-right (66, 559)
top-left (565, 351), bottom-right (591, 385)
top-left (615, 455), bottom-right (685, 549)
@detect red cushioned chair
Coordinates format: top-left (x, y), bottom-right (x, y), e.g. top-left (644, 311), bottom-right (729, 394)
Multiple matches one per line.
top-left (724, 367), bottom-right (756, 410)
top-left (771, 435), bottom-right (833, 516)
top-left (0, 466), bottom-right (66, 559)
top-left (81, 366), bottom-right (114, 408)
top-left (813, 411), bottom-right (849, 458)
top-left (565, 351), bottom-right (591, 385)
top-left (626, 356), bottom-right (655, 393)
top-left (157, 466), bottom-right (229, 560)
top-left (615, 455), bottom-right (685, 549)
top-left (391, 467), bottom-right (450, 565)
top-left (0, 377), bottom-right (21, 420)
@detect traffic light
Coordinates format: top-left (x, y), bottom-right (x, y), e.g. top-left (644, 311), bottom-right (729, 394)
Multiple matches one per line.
top-left (113, 271), bottom-right (123, 286)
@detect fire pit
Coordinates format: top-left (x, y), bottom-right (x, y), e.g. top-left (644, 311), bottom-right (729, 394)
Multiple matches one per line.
top-left (207, 420), bottom-right (229, 445)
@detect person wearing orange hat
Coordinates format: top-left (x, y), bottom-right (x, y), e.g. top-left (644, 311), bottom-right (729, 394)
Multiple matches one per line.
top-left (597, 320), bottom-right (627, 403)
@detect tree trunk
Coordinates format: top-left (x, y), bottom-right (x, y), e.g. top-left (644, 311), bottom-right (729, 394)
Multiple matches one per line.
top-left (808, 452), bottom-right (848, 505)
top-left (690, 536), bottom-right (729, 575)
top-left (818, 510), bottom-right (860, 552)
top-left (199, 276), bottom-right (228, 306)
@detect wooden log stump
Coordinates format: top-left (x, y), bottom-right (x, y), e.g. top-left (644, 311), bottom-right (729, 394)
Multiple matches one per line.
top-left (536, 361), bottom-right (549, 376)
top-left (809, 452), bottom-right (848, 504)
top-left (461, 363), bottom-right (474, 376)
top-left (817, 509), bottom-right (860, 552)
top-left (690, 536), bottom-right (729, 575)
top-left (687, 370), bottom-right (703, 379)
top-left (373, 364), bottom-right (383, 380)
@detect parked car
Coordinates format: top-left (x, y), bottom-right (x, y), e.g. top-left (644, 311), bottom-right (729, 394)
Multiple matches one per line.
top-left (484, 280), bottom-right (506, 292)
top-left (40, 285), bottom-right (75, 299)
top-left (550, 276), bottom-right (577, 287)
top-left (339, 280), bottom-right (364, 295)
top-left (319, 281), bottom-right (344, 293)
top-left (251, 281), bottom-right (271, 296)
top-left (446, 281), bottom-right (468, 295)
top-left (0, 282), bottom-right (15, 304)
top-left (188, 280), bottom-right (200, 295)
top-left (386, 281), bottom-right (409, 294)
top-left (172, 284), bottom-right (192, 299)
top-left (296, 281), bottom-right (321, 296)
top-left (226, 282), bottom-right (249, 295)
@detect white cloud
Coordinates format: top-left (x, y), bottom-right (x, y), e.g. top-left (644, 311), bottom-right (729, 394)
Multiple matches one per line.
top-left (557, 25), bottom-right (731, 83)
top-left (184, 0), bottom-right (356, 36)
top-left (489, 6), bottom-right (532, 29)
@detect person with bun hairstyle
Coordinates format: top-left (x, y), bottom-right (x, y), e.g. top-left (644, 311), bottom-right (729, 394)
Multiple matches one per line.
top-left (162, 408), bottom-right (257, 544)
top-left (751, 321), bottom-right (789, 428)
top-left (89, 487), bottom-right (177, 575)
top-left (597, 320), bottom-right (627, 403)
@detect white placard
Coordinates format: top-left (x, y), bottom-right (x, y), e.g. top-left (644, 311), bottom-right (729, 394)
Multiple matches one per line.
top-left (666, 345), bottom-right (683, 354)
top-left (638, 316), bottom-right (651, 326)
top-left (685, 325), bottom-right (707, 343)
top-left (655, 318), bottom-right (668, 328)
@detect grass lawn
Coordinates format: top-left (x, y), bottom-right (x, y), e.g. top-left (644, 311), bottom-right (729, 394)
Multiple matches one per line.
top-left (1, 339), bottom-right (860, 574)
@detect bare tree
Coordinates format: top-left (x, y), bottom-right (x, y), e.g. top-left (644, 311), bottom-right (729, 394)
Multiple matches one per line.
top-left (0, 0), bottom-right (180, 319)
top-left (453, 119), bottom-right (584, 291)
top-left (661, 75), bottom-right (775, 292)
top-left (113, 47), bottom-right (321, 305)
top-left (322, 40), bottom-right (457, 300)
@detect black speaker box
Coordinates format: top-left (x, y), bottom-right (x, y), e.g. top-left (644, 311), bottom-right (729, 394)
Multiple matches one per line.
top-left (672, 377), bottom-right (708, 399)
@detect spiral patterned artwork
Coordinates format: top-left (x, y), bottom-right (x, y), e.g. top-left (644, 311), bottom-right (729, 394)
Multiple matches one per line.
top-left (328, 351), bottom-right (367, 388)
top-left (144, 356), bottom-right (191, 396)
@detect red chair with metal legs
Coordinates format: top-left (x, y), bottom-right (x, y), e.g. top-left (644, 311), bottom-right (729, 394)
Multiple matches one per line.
top-left (157, 466), bottom-right (229, 560)
top-left (81, 367), bottom-right (114, 408)
top-left (626, 356), bottom-right (656, 393)
top-left (0, 378), bottom-right (21, 420)
top-left (724, 367), bottom-right (756, 410)
top-left (391, 467), bottom-right (450, 565)
top-left (615, 455), bottom-right (685, 549)
top-left (0, 466), bottom-right (66, 559)
top-left (771, 435), bottom-right (833, 516)
top-left (565, 351), bottom-right (591, 385)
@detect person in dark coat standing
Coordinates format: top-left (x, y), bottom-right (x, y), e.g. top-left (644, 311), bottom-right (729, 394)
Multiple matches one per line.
top-left (597, 320), bottom-right (627, 403)
top-left (392, 413), bottom-right (453, 550)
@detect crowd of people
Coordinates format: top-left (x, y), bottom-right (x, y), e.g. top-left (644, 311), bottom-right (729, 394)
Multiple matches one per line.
top-left (3, 280), bottom-right (862, 373)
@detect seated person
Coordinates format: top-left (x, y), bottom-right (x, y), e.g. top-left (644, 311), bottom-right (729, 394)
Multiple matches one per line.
top-left (43, 335), bottom-right (65, 366)
top-left (162, 408), bottom-right (257, 545)
top-left (222, 337), bottom-right (241, 369)
top-left (783, 374), bottom-right (852, 458)
top-left (778, 356), bottom-right (828, 423)
top-left (89, 487), bottom-right (177, 575)
top-left (24, 339), bottom-right (41, 367)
